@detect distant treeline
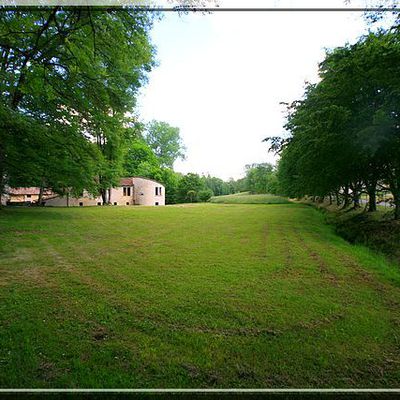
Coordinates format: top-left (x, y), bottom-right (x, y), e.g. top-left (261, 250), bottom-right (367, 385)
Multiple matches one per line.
top-left (130, 161), bottom-right (279, 205)
top-left (129, 160), bottom-right (281, 204)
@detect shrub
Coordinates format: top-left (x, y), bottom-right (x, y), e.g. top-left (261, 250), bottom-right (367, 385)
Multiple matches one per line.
top-left (198, 189), bottom-right (214, 202)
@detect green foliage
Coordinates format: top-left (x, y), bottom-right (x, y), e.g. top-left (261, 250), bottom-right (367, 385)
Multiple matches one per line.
top-left (274, 30), bottom-right (400, 217)
top-left (201, 175), bottom-right (232, 196)
top-left (177, 173), bottom-right (204, 203)
top-left (0, 104), bottom-right (100, 197)
top-left (198, 188), bottom-right (214, 202)
top-left (0, 9), bottom-right (155, 198)
top-left (244, 163), bottom-right (278, 194)
top-left (124, 138), bottom-right (160, 176)
top-left (144, 120), bottom-right (186, 168)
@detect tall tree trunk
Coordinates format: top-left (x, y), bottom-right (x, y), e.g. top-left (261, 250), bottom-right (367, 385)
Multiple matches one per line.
top-left (386, 168), bottom-right (400, 220)
top-left (108, 188), bottom-right (112, 204)
top-left (100, 188), bottom-right (107, 204)
top-left (341, 185), bottom-right (350, 209)
top-left (353, 192), bottom-right (360, 209)
top-left (394, 191), bottom-right (400, 220)
top-left (367, 185), bottom-right (377, 212)
top-left (335, 190), bottom-right (341, 206)
top-left (37, 178), bottom-right (45, 206)
top-left (350, 182), bottom-right (362, 209)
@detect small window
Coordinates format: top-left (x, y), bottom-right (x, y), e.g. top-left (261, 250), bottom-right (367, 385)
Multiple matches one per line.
top-left (159, 187), bottom-right (162, 196)
top-left (126, 202), bottom-right (129, 205)
top-left (155, 202), bottom-right (159, 206)
top-left (155, 187), bottom-right (158, 196)
top-left (123, 187), bottom-right (127, 196)
top-left (79, 202), bottom-right (83, 207)
top-left (27, 194), bottom-right (31, 198)
top-left (114, 202), bottom-right (117, 206)
top-left (97, 202), bottom-right (101, 206)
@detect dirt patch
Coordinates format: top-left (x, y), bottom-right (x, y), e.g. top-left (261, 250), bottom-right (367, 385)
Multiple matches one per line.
top-left (182, 363), bottom-right (200, 379)
top-left (236, 363), bottom-right (258, 381)
top-left (206, 371), bottom-right (222, 385)
top-left (11, 230), bottom-right (47, 235)
top-left (92, 326), bottom-right (109, 341)
top-left (296, 312), bottom-right (345, 330)
top-left (37, 360), bottom-right (59, 381)
top-left (0, 264), bottom-right (58, 289)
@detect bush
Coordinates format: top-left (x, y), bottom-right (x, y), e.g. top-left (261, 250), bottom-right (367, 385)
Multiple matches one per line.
top-left (198, 189), bottom-right (214, 202)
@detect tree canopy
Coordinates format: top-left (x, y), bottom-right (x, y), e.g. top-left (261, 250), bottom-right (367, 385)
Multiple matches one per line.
top-left (144, 120), bottom-right (186, 168)
top-left (269, 29), bottom-right (400, 218)
top-left (0, 8), bottom-right (155, 202)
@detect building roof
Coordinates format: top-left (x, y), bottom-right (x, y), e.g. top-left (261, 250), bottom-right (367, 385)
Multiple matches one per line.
top-left (120, 177), bottom-right (164, 187)
top-left (8, 187), bottom-right (53, 195)
top-left (120, 177), bottom-right (134, 186)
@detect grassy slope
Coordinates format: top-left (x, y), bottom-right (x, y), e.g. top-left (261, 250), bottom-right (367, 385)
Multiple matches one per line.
top-left (210, 193), bottom-right (290, 204)
top-left (299, 200), bottom-right (400, 264)
top-left (0, 204), bottom-right (400, 388)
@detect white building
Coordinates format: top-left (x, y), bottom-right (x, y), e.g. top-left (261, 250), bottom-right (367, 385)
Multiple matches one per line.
top-left (6, 177), bottom-right (165, 207)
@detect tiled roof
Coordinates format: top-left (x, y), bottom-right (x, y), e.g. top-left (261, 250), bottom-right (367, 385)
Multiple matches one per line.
top-left (120, 178), bottom-right (134, 186)
top-left (120, 177), bottom-right (163, 186)
top-left (9, 187), bottom-right (40, 195)
top-left (131, 176), bottom-right (164, 186)
top-left (8, 187), bottom-right (54, 195)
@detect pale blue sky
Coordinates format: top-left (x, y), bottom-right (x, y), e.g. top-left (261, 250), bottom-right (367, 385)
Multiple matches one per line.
top-left (137, 4), bottom-right (376, 180)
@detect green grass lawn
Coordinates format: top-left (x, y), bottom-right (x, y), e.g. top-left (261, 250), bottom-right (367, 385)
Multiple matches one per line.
top-left (210, 193), bottom-right (290, 204)
top-left (1, 203), bottom-right (400, 388)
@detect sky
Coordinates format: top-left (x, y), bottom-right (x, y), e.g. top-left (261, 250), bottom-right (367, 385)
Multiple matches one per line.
top-left (136, 1), bottom-right (376, 180)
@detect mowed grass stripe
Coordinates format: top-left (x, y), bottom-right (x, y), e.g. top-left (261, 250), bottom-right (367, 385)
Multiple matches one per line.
top-left (0, 204), bottom-right (400, 387)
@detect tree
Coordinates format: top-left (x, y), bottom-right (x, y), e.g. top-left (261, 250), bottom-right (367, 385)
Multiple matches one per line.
top-left (0, 8), bottom-right (155, 201)
top-left (187, 190), bottom-right (197, 203)
top-left (201, 174), bottom-right (229, 196)
top-left (271, 29), bottom-right (400, 218)
top-left (244, 163), bottom-right (275, 194)
top-left (124, 138), bottom-right (160, 177)
top-left (177, 173), bottom-right (204, 203)
top-left (198, 188), bottom-right (214, 202)
top-left (144, 120), bottom-right (186, 168)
